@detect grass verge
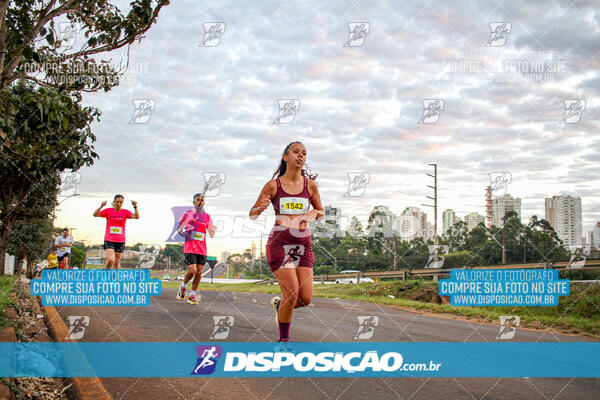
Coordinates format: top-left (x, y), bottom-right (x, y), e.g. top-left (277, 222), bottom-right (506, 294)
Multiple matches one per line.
top-left (162, 279), bottom-right (600, 336)
top-left (0, 275), bottom-right (16, 329)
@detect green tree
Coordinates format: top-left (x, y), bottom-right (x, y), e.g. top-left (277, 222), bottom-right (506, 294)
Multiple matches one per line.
top-left (442, 220), bottom-right (467, 252)
top-left (0, 0), bottom-right (170, 93)
top-left (227, 253), bottom-right (246, 277)
top-left (525, 216), bottom-right (568, 262)
top-left (367, 206), bottom-right (395, 239)
top-left (0, 82), bottom-right (99, 273)
top-left (70, 243), bottom-right (86, 268)
top-left (404, 237), bottom-right (430, 269)
top-left (337, 232), bottom-right (366, 271)
top-left (7, 215), bottom-right (54, 276)
top-left (160, 244), bottom-right (184, 268)
top-left (443, 250), bottom-right (478, 268)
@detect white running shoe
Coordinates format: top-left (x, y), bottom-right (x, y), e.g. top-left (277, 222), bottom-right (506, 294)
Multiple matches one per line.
top-left (270, 296), bottom-right (281, 324)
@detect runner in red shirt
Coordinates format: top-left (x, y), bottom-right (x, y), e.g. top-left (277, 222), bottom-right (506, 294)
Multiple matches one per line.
top-left (176, 194), bottom-right (215, 305)
top-left (93, 194), bottom-right (140, 269)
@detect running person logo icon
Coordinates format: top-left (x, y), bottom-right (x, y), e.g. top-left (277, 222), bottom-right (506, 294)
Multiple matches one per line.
top-left (199, 22), bottom-right (225, 47)
top-left (418, 99), bottom-right (445, 124)
top-left (485, 22), bottom-right (512, 47)
top-left (496, 316), bottom-right (520, 340)
top-left (273, 100), bottom-right (300, 124)
top-left (344, 172), bottom-right (370, 197)
top-left (281, 245), bottom-right (305, 268)
top-left (560, 99), bottom-right (586, 124)
top-left (343, 22), bottom-right (370, 47)
top-left (191, 345), bottom-right (222, 375)
top-left (66, 316), bottom-right (90, 340)
top-left (354, 316), bottom-right (379, 339)
top-left (210, 316), bottom-right (234, 339)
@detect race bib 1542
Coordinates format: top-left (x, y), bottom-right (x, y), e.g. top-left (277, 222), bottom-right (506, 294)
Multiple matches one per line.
top-left (279, 197), bottom-right (309, 215)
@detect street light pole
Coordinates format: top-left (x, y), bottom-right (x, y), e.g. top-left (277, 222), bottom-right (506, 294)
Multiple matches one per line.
top-left (393, 236), bottom-right (397, 270)
top-left (502, 213), bottom-right (507, 264)
top-left (422, 163), bottom-right (438, 265)
top-left (260, 232), bottom-right (263, 279)
top-left (316, 245), bottom-right (337, 272)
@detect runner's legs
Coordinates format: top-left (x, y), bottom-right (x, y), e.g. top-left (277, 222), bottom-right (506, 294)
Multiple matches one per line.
top-left (273, 267), bottom-right (299, 323)
top-left (184, 264), bottom-right (199, 285)
top-left (105, 249), bottom-right (116, 268)
top-left (191, 264), bottom-right (203, 291)
top-left (294, 267), bottom-right (313, 308)
top-left (114, 252), bottom-right (122, 269)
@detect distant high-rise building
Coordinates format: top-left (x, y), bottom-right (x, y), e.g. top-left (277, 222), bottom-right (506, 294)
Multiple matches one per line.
top-left (425, 222), bottom-right (434, 241)
top-left (442, 209), bottom-right (456, 235)
top-left (311, 205), bottom-right (342, 238)
top-left (367, 206), bottom-right (396, 237)
top-left (346, 216), bottom-right (364, 237)
top-left (485, 186), bottom-right (493, 227)
top-left (545, 194), bottom-right (582, 247)
top-left (324, 206), bottom-right (342, 228)
top-left (399, 206), bottom-right (427, 240)
top-left (465, 212), bottom-right (485, 232)
top-left (492, 194), bottom-right (522, 227)
top-left (588, 222), bottom-right (600, 252)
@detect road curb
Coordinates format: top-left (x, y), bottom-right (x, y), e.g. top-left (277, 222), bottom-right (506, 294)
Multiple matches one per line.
top-left (0, 327), bottom-right (17, 400)
top-left (43, 304), bottom-right (112, 400)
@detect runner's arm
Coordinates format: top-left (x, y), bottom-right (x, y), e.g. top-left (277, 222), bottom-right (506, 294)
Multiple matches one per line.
top-left (93, 200), bottom-right (107, 217)
top-left (207, 216), bottom-right (216, 238)
top-left (307, 179), bottom-right (325, 220)
top-left (130, 200), bottom-right (140, 219)
top-left (177, 212), bottom-right (190, 234)
top-left (249, 180), bottom-right (276, 220)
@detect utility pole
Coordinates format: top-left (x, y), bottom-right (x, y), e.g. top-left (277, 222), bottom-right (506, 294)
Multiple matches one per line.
top-left (393, 236), bottom-right (397, 270)
top-left (259, 232), bottom-right (263, 279)
top-left (251, 240), bottom-right (255, 271)
top-left (422, 163), bottom-right (438, 266)
top-left (502, 213), bottom-right (507, 264)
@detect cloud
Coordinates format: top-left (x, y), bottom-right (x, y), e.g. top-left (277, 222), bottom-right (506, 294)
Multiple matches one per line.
top-left (54, 0), bottom-right (600, 250)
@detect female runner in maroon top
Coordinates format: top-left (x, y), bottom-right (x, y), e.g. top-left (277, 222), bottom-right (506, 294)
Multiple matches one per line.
top-left (249, 142), bottom-right (324, 350)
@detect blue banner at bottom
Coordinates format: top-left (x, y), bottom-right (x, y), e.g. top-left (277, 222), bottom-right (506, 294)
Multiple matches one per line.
top-left (1, 342), bottom-right (599, 378)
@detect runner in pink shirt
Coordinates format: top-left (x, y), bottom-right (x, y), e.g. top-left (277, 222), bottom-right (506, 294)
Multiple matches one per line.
top-left (93, 194), bottom-right (140, 269)
top-left (176, 194), bottom-right (215, 304)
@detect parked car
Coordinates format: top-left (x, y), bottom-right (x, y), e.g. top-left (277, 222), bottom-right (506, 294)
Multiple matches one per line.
top-left (162, 274), bottom-right (170, 280)
top-left (335, 276), bottom-right (374, 284)
top-left (176, 274), bottom-right (184, 281)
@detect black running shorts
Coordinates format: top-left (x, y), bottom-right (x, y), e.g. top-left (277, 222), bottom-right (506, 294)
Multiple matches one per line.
top-left (184, 253), bottom-right (207, 266)
top-left (103, 241), bottom-right (125, 253)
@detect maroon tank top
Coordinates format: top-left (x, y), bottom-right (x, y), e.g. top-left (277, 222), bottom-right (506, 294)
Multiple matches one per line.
top-left (272, 176), bottom-right (311, 215)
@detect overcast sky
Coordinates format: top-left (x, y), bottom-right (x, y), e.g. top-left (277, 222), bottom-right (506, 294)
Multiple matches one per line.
top-left (54, 0), bottom-right (600, 256)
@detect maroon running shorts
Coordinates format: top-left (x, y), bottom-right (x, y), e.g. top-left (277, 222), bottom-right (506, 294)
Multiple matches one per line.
top-left (266, 225), bottom-right (314, 272)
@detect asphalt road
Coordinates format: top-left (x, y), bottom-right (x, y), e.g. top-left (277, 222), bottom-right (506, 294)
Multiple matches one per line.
top-left (56, 288), bottom-right (600, 400)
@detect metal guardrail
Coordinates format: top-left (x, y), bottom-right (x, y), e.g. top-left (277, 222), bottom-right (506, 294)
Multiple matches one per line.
top-left (254, 259), bottom-right (600, 284)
